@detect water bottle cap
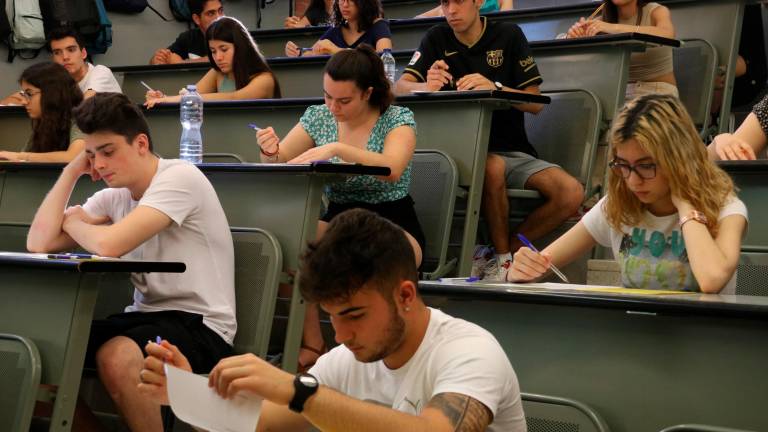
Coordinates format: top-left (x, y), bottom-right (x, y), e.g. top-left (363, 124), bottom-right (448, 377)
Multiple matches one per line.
top-left (186, 84), bottom-right (197, 91)
top-left (383, 48), bottom-right (391, 53)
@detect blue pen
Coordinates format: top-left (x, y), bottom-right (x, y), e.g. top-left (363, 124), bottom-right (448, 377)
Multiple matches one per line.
top-left (156, 335), bottom-right (162, 345)
top-left (465, 276), bottom-right (480, 282)
top-left (47, 253), bottom-right (95, 260)
top-left (247, 123), bottom-right (261, 131)
top-left (516, 233), bottom-right (570, 283)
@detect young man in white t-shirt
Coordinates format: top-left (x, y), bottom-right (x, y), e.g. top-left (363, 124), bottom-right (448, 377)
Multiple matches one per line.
top-left (140, 208), bottom-right (527, 432)
top-left (27, 92), bottom-right (235, 431)
top-left (0, 27), bottom-right (122, 105)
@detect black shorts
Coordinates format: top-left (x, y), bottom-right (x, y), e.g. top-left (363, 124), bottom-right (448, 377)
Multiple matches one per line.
top-left (321, 195), bottom-right (426, 252)
top-left (85, 310), bottom-right (232, 374)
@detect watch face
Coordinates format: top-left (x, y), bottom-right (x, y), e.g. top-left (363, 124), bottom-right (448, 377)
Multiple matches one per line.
top-left (299, 374), bottom-right (318, 387)
top-left (494, 81), bottom-right (503, 90)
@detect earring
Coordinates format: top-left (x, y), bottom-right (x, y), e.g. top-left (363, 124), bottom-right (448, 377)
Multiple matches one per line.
top-left (405, 306), bottom-right (411, 312)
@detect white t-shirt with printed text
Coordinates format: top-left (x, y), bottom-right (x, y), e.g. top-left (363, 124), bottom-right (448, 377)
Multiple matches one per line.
top-left (82, 159), bottom-right (236, 343)
top-left (78, 63), bottom-right (122, 94)
top-left (582, 195), bottom-right (748, 292)
top-left (309, 308), bottom-right (526, 432)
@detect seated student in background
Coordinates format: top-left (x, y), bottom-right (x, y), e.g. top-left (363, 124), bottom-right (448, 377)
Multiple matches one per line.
top-left (0, 27), bottom-right (121, 105)
top-left (145, 16), bottom-right (280, 107)
top-left (285, 0), bottom-right (391, 57)
top-left (285, 0), bottom-right (334, 28)
top-left (396, 0), bottom-right (584, 281)
top-left (709, 94), bottom-right (768, 160)
top-left (27, 92), bottom-right (235, 431)
top-left (566, 0), bottom-right (677, 99)
top-left (416, 0), bottom-right (513, 18)
top-left (140, 208), bottom-right (526, 432)
top-left (0, 62), bottom-right (85, 162)
top-left (150, 0), bottom-right (224, 64)
top-left (257, 45), bottom-right (425, 370)
top-left (509, 95), bottom-right (748, 293)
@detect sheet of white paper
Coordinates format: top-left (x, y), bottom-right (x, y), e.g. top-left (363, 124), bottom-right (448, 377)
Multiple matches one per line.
top-left (165, 364), bottom-right (262, 432)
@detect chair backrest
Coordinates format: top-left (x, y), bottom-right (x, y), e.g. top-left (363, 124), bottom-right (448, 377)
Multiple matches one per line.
top-left (408, 150), bottom-right (459, 279)
top-left (735, 253), bottom-right (768, 297)
top-left (673, 39), bottom-right (719, 136)
top-left (523, 89), bottom-right (603, 197)
top-left (0, 333), bottom-right (41, 432)
top-left (660, 424), bottom-right (758, 432)
top-left (231, 227), bottom-right (282, 357)
top-left (522, 392), bottom-right (610, 432)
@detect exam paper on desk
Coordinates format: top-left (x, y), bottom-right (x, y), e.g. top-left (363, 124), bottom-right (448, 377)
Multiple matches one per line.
top-left (165, 364), bottom-right (262, 432)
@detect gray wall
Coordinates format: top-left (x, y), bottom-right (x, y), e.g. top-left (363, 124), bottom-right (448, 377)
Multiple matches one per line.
top-left (0, 0), bottom-right (288, 98)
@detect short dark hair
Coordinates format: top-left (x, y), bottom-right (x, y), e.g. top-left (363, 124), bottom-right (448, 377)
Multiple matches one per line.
top-left (324, 45), bottom-right (394, 113)
top-left (333, 0), bottom-right (383, 32)
top-left (74, 93), bottom-right (154, 151)
top-left (188, 0), bottom-right (222, 17)
top-left (299, 209), bottom-right (418, 304)
top-left (47, 26), bottom-right (86, 52)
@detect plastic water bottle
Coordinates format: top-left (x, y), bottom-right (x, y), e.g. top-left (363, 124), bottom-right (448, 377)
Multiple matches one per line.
top-left (179, 84), bottom-right (203, 164)
top-left (381, 49), bottom-right (396, 85)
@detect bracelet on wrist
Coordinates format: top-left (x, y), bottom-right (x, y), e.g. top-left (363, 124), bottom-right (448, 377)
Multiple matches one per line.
top-left (679, 210), bottom-right (708, 228)
top-left (260, 144), bottom-right (279, 157)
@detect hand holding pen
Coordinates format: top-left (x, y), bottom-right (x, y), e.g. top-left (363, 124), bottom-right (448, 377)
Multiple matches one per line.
top-left (508, 233), bottom-right (570, 283)
top-left (250, 123), bottom-right (280, 161)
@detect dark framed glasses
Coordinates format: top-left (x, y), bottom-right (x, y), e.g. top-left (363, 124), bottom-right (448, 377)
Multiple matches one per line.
top-left (609, 160), bottom-right (657, 180)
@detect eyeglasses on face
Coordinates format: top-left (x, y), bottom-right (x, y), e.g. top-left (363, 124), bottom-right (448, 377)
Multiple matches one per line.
top-left (18, 89), bottom-right (40, 100)
top-left (608, 159), bottom-right (657, 180)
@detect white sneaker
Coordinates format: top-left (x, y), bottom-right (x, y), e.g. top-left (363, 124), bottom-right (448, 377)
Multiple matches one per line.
top-left (471, 245), bottom-right (492, 279)
top-left (483, 258), bottom-right (512, 282)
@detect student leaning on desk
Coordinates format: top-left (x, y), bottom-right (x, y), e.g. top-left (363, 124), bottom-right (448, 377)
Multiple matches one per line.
top-left (508, 94), bottom-right (748, 293)
top-left (141, 209), bottom-right (527, 432)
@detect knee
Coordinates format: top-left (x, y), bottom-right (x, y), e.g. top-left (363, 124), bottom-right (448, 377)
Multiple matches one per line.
top-left (484, 156), bottom-right (507, 192)
top-left (557, 177), bottom-right (585, 212)
top-left (96, 337), bottom-right (143, 392)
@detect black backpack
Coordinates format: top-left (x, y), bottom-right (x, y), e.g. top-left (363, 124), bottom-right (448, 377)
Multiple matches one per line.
top-left (104, 0), bottom-right (148, 13)
top-left (169, 0), bottom-right (191, 22)
top-left (39, 0), bottom-right (112, 55)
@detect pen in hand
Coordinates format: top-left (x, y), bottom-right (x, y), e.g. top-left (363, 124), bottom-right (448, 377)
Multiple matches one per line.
top-left (140, 81), bottom-right (155, 92)
top-left (516, 233), bottom-right (570, 283)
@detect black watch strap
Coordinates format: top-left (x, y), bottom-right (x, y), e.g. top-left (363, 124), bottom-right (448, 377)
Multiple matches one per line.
top-left (289, 373), bottom-right (319, 413)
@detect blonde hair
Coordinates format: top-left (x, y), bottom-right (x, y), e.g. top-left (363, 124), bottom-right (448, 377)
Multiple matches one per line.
top-left (605, 94), bottom-right (735, 236)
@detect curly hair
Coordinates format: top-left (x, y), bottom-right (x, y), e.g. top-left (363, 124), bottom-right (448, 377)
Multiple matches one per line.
top-left (332, 0), bottom-right (383, 33)
top-left (205, 16), bottom-right (281, 97)
top-left (299, 208), bottom-right (418, 305)
top-left (20, 62), bottom-right (83, 153)
top-left (605, 94), bottom-right (735, 236)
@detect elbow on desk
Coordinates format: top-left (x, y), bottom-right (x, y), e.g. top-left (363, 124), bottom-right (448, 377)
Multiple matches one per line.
top-left (696, 269), bottom-right (734, 294)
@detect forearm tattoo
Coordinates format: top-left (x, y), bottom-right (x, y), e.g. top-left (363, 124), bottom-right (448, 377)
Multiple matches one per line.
top-left (426, 392), bottom-right (493, 432)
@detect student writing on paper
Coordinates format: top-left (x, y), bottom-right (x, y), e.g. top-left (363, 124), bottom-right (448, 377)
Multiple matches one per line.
top-left (27, 93), bottom-right (236, 431)
top-left (508, 95), bottom-right (748, 293)
top-left (396, 0), bottom-right (583, 282)
top-left (256, 46), bottom-right (424, 371)
top-left (0, 62), bottom-right (86, 163)
top-left (150, 0), bottom-right (224, 64)
top-left (566, 0), bottom-right (677, 100)
top-left (140, 209), bottom-right (526, 432)
top-left (145, 17), bottom-right (281, 108)
top-left (285, 0), bottom-right (391, 57)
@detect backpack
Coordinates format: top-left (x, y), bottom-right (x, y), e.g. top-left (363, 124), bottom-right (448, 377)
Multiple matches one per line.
top-left (3, 0), bottom-right (46, 62)
top-left (169, 0), bottom-right (192, 22)
top-left (40, 0), bottom-right (112, 55)
top-left (104, 0), bottom-right (148, 14)
top-left (0, 0), bottom-right (11, 43)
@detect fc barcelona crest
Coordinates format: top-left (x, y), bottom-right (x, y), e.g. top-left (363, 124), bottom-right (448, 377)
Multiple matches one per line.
top-left (486, 50), bottom-right (504, 68)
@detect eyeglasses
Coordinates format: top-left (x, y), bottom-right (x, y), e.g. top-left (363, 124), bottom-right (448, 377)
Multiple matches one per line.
top-left (18, 89), bottom-right (40, 101)
top-left (609, 160), bottom-right (657, 180)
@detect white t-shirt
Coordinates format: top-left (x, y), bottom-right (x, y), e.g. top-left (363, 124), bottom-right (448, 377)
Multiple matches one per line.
top-left (78, 63), bottom-right (122, 94)
top-left (582, 195), bottom-right (748, 293)
top-left (83, 159), bottom-right (236, 344)
top-left (309, 308), bottom-right (526, 432)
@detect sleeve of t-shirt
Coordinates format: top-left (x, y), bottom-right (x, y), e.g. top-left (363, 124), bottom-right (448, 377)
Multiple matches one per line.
top-left (138, 163), bottom-right (201, 226)
top-left (86, 65), bottom-right (123, 93)
top-left (504, 24), bottom-right (543, 89)
top-left (366, 20), bottom-right (391, 45)
top-left (403, 28), bottom-right (441, 83)
top-left (429, 333), bottom-right (518, 418)
top-left (752, 94), bottom-right (768, 136)
top-left (168, 31), bottom-right (191, 59)
top-left (69, 123), bottom-right (85, 145)
top-left (383, 106), bottom-right (417, 135)
top-left (719, 196), bottom-right (749, 222)
top-left (82, 189), bottom-right (117, 221)
top-left (298, 104), bottom-right (329, 144)
top-left (581, 196), bottom-right (614, 247)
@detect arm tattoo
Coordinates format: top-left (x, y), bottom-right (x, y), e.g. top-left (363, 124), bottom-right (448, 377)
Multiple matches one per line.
top-left (426, 392), bottom-right (493, 432)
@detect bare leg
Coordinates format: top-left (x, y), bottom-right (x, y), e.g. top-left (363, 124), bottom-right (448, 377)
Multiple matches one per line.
top-left (509, 167), bottom-right (584, 252)
top-left (95, 336), bottom-right (163, 432)
top-left (482, 154), bottom-right (512, 254)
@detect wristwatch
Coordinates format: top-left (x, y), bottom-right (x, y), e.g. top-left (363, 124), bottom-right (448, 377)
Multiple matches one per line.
top-left (679, 210), bottom-right (708, 228)
top-left (289, 373), bottom-right (319, 413)
top-left (494, 81), bottom-right (504, 91)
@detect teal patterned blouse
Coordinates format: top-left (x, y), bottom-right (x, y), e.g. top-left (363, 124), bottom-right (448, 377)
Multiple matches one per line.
top-left (299, 104), bottom-right (416, 204)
